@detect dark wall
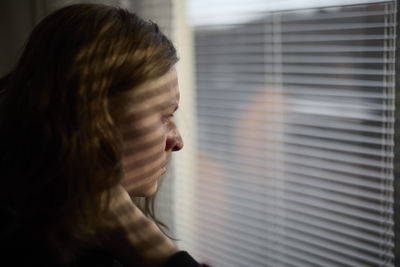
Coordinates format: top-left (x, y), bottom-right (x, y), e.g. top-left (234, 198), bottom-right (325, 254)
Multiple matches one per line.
top-left (0, 0), bottom-right (38, 76)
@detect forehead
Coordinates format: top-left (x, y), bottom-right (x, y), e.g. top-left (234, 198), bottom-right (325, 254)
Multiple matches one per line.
top-left (120, 68), bottom-right (179, 120)
top-left (133, 68), bottom-right (179, 102)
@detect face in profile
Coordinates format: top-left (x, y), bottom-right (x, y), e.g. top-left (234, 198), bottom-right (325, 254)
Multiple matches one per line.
top-left (117, 68), bottom-right (183, 196)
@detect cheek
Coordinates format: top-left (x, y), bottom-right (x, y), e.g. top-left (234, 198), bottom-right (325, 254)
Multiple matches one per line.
top-left (121, 119), bottom-right (166, 166)
top-left (119, 119), bottom-right (168, 196)
top-left (120, 112), bottom-right (165, 152)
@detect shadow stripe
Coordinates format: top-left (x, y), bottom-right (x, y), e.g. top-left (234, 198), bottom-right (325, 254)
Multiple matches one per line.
top-left (122, 158), bottom-right (168, 187)
top-left (124, 149), bottom-right (164, 172)
top-left (122, 122), bottom-right (160, 139)
top-left (120, 101), bottom-right (175, 126)
top-left (123, 135), bottom-right (165, 155)
top-left (133, 78), bottom-right (178, 102)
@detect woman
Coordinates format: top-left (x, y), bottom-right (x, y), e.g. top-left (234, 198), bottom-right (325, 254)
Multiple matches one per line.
top-left (0, 3), bottom-right (199, 266)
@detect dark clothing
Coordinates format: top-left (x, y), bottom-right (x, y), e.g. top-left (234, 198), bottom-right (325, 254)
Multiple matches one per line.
top-left (69, 250), bottom-right (201, 267)
top-left (2, 242), bottom-right (200, 267)
top-left (163, 251), bottom-right (202, 267)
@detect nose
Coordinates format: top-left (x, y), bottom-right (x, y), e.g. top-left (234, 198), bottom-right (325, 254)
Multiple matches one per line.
top-left (165, 128), bottom-right (184, 152)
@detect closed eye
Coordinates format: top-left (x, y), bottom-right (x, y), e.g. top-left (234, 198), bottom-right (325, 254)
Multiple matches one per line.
top-left (162, 114), bottom-right (174, 123)
top-left (163, 105), bottom-right (178, 122)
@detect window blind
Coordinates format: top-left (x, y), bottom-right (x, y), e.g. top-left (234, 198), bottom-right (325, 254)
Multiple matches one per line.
top-left (175, 1), bottom-right (396, 266)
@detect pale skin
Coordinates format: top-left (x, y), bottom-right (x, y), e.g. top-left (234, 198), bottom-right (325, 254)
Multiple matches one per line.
top-left (100, 67), bottom-right (183, 266)
top-left (119, 67), bottom-right (182, 196)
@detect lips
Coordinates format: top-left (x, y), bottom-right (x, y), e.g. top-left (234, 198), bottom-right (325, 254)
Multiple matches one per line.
top-left (161, 166), bottom-right (167, 174)
top-left (160, 157), bottom-right (169, 174)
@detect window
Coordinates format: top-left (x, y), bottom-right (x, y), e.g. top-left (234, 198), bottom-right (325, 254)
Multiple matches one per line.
top-left (4, 0), bottom-right (394, 265)
top-left (173, 1), bottom-right (397, 266)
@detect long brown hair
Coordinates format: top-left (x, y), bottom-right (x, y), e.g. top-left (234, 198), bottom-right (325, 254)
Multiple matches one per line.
top-left (0, 3), bottom-right (177, 263)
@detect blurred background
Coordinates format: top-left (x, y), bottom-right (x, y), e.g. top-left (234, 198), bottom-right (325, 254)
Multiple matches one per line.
top-left (0, 0), bottom-right (396, 266)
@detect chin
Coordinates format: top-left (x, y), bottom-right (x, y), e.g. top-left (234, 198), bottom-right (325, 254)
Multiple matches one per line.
top-left (135, 181), bottom-right (159, 197)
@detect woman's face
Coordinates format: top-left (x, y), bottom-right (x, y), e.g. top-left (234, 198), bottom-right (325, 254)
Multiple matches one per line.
top-left (118, 68), bottom-right (183, 196)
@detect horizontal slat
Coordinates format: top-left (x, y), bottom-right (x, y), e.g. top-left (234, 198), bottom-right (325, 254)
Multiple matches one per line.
top-left (194, 146), bottom-right (393, 199)
top-left (176, 177), bottom-right (394, 266)
top-left (185, 224), bottom-right (280, 267)
top-left (194, 143), bottom-right (393, 194)
top-left (281, 22), bottom-right (396, 32)
top-left (197, 102), bottom-right (394, 122)
top-left (198, 128), bottom-right (392, 156)
top-left (178, 188), bottom-right (392, 265)
top-left (185, 2), bottom-right (396, 267)
top-left (291, 106), bottom-right (388, 121)
top-left (197, 93), bottom-right (394, 111)
top-left (199, 168), bottom-right (393, 217)
top-left (285, 118), bottom-right (393, 133)
top-left (286, 125), bottom-right (393, 145)
top-left (178, 171), bottom-right (393, 233)
top-left (197, 115), bottom-right (394, 156)
top-left (196, 23), bottom-right (395, 37)
top-left (195, 34), bottom-right (395, 46)
top-left (179, 226), bottom-right (353, 267)
top-left (196, 54), bottom-right (395, 64)
top-left (279, 8), bottom-right (395, 22)
top-left (189, 184), bottom-right (392, 249)
top-left (198, 120), bottom-right (393, 147)
top-left (196, 45), bottom-right (395, 55)
top-left (197, 113), bottom-right (393, 134)
top-left (197, 74), bottom-right (391, 87)
top-left (189, 214), bottom-right (378, 267)
top-left (197, 84), bottom-right (395, 98)
top-left (197, 121), bottom-right (393, 156)
top-left (282, 86), bottom-right (395, 97)
top-left (197, 65), bottom-right (395, 75)
top-left (196, 22), bottom-right (395, 37)
top-left (197, 124), bottom-right (393, 166)
top-left (183, 226), bottom-right (354, 267)
top-left (193, 9), bottom-right (394, 27)
top-left (198, 136), bottom-right (392, 180)
top-left (177, 219), bottom-right (309, 267)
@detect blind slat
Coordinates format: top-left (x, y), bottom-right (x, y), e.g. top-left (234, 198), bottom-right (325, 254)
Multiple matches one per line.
top-left (194, 153), bottom-right (393, 203)
top-left (177, 1), bottom-right (396, 266)
top-left (178, 191), bottom-right (393, 266)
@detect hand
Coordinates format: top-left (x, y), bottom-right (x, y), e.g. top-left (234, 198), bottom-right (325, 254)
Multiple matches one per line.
top-left (99, 185), bottom-right (178, 267)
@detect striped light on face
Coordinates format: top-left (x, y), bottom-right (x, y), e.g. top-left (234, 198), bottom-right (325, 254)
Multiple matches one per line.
top-left (118, 68), bottom-right (183, 197)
